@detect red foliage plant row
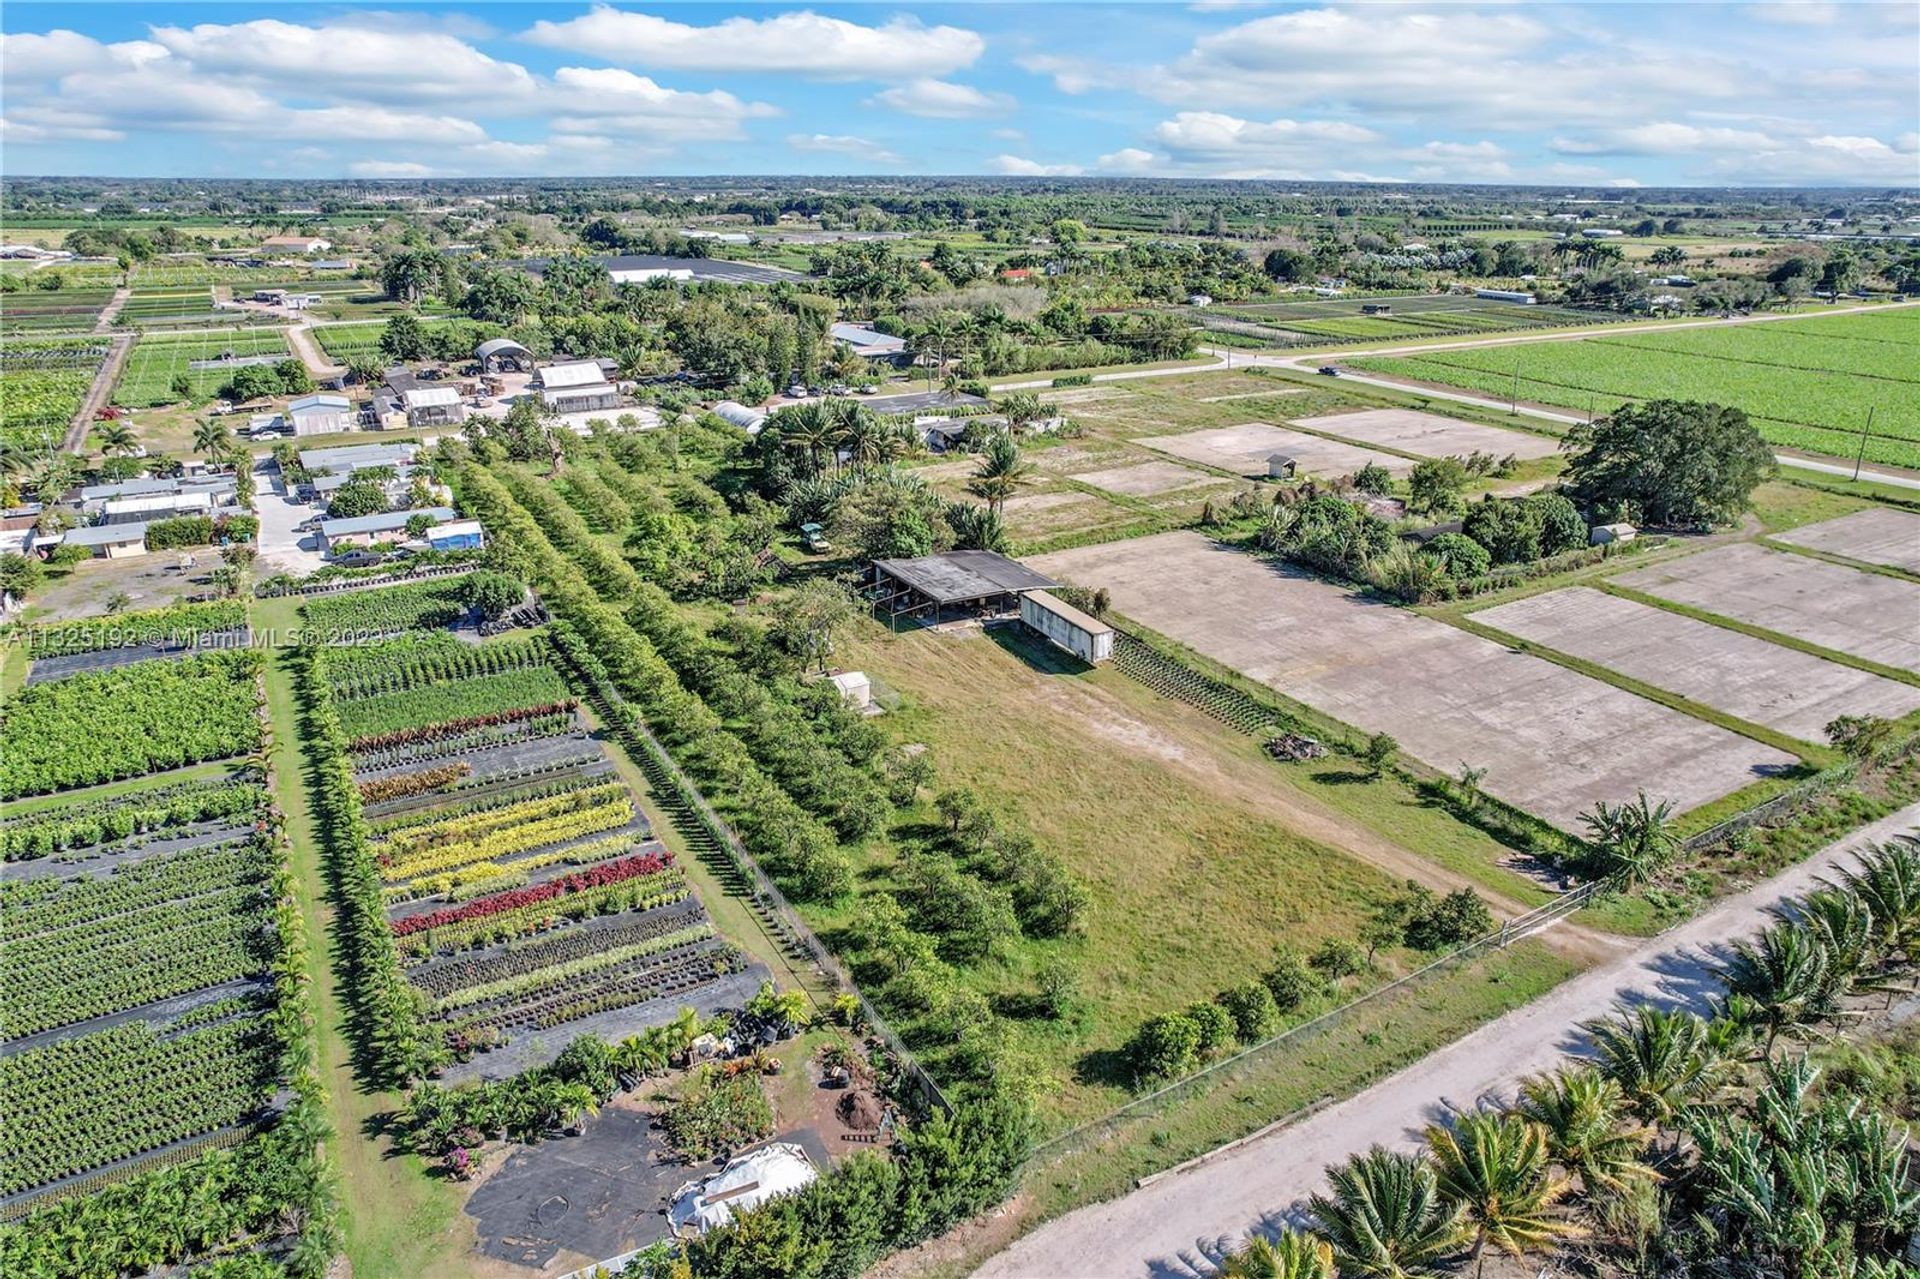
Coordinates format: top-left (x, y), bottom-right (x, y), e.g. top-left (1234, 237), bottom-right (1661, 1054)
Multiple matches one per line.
top-left (389, 851), bottom-right (674, 937)
top-left (349, 701), bottom-right (577, 753)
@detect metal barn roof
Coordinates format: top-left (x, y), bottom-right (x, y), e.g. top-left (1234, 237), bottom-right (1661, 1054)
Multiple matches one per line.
top-left (874, 550), bottom-right (1058, 604)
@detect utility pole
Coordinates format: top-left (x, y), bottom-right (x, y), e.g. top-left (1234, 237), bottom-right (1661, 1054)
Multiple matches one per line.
top-left (1852, 406), bottom-right (1874, 482)
top-left (1509, 360), bottom-right (1519, 414)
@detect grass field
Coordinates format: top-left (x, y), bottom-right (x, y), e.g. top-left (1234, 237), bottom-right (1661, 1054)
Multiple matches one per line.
top-left (832, 619), bottom-right (1560, 1128)
top-left (1349, 307), bottom-right (1920, 468)
top-left (113, 329), bottom-right (292, 406)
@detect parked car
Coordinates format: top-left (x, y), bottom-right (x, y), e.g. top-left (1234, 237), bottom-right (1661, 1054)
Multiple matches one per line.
top-left (856, 384), bottom-right (878, 395)
top-left (787, 384), bottom-right (809, 398)
top-left (799, 522), bottom-right (831, 553)
top-left (253, 430), bottom-right (285, 441)
top-left (1317, 366), bottom-right (1341, 377)
top-left (827, 383), bottom-right (850, 396)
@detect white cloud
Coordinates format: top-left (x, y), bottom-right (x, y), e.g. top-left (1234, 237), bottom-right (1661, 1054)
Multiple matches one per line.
top-left (1405, 139), bottom-right (1512, 180)
top-left (545, 67), bottom-right (775, 140)
top-left (1096, 147), bottom-right (1160, 174)
top-left (1748, 3), bottom-right (1838, 25)
top-left (149, 19), bottom-right (536, 104)
top-left (523, 7), bottom-right (982, 79)
top-left (787, 133), bottom-right (905, 166)
top-left (1016, 54), bottom-right (1121, 96)
top-left (869, 79), bottom-right (1013, 119)
top-left (1553, 122), bottom-right (1778, 155)
top-left (1151, 111), bottom-right (1380, 174)
top-left (992, 154), bottom-right (1085, 176)
top-left (350, 160), bottom-right (434, 178)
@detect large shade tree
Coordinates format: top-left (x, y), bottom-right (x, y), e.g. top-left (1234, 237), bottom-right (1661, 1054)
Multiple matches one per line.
top-left (1562, 399), bottom-right (1773, 527)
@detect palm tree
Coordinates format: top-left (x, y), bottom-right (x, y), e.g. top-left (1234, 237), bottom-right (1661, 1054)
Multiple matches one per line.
top-left (1308, 1146), bottom-right (1464, 1278)
top-left (1577, 792), bottom-right (1679, 889)
top-left (1583, 1005), bottom-right (1720, 1132)
top-left (192, 418), bottom-right (232, 462)
top-left (1836, 835), bottom-right (1920, 962)
top-left (92, 420), bottom-right (138, 457)
top-left (996, 391), bottom-right (1048, 432)
top-left (1515, 1066), bottom-right (1657, 1198)
top-left (777, 400), bottom-right (836, 476)
top-left (830, 399), bottom-right (890, 475)
top-left (1219, 1228), bottom-right (1335, 1278)
top-left (1717, 921), bottom-right (1835, 1055)
top-left (1426, 1113), bottom-right (1583, 1275)
top-left (967, 430), bottom-right (1034, 516)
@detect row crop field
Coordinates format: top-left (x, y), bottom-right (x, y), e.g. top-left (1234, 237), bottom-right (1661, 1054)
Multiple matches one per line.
top-left (1202, 296), bottom-right (1615, 347)
top-left (1349, 308), bottom-right (1920, 468)
top-left (0, 340), bottom-right (100, 451)
top-left (0, 627), bottom-right (321, 1277)
top-left (312, 321), bottom-right (394, 362)
top-left (313, 616), bottom-right (749, 1076)
top-left (113, 329), bottom-right (292, 406)
top-left (117, 286), bottom-right (225, 327)
top-left (0, 287), bottom-right (114, 334)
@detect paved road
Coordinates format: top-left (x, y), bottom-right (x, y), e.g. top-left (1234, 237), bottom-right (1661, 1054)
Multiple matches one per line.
top-left (977, 801), bottom-right (1920, 1279)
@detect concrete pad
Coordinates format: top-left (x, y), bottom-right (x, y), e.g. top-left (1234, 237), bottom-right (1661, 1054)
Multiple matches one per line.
top-left (1614, 543), bottom-right (1920, 673)
top-left (1774, 508), bottom-right (1920, 574)
top-left (1072, 460), bottom-right (1218, 496)
top-left (1475, 587), bottom-right (1920, 741)
top-left (1291, 408), bottom-right (1562, 461)
top-left (1002, 492), bottom-right (1091, 513)
top-left (1142, 423), bottom-right (1414, 478)
top-left (1031, 531), bottom-right (1795, 829)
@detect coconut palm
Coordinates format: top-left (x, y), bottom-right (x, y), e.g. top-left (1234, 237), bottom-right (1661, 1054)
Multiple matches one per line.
top-left (1308, 1146), bottom-right (1464, 1278)
top-left (996, 391), bottom-right (1049, 432)
top-left (1717, 921), bottom-right (1835, 1055)
top-left (1219, 1227), bottom-right (1335, 1278)
top-left (92, 420), bottom-right (138, 457)
top-left (1577, 792), bottom-right (1679, 889)
top-left (1583, 1005), bottom-right (1721, 1131)
top-left (967, 431), bottom-right (1034, 516)
top-left (830, 399), bottom-right (891, 474)
top-left (1426, 1113), bottom-right (1583, 1275)
top-left (192, 418), bottom-right (232, 461)
top-left (1515, 1066), bottom-right (1657, 1198)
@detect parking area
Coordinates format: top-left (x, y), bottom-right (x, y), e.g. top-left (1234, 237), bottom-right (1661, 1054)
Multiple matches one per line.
top-left (1613, 543), bottom-right (1920, 672)
top-left (1772, 507), bottom-right (1920, 574)
top-left (1141, 422), bottom-right (1414, 478)
top-left (1473, 587), bottom-right (1920, 741)
top-left (251, 468), bottom-right (327, 576)
top-left (1031, 531), bottom-right (1796, 829)
top-left (1290, 408), bottom-right (1563, 461)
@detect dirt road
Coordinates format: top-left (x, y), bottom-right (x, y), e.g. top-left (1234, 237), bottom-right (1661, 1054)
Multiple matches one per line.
top-left (62, 333), bottom-right (133, 453)
top-left (286, 320), bottom-right (346, 381)
top-left (975, 801), bottom-right (1920, 1279)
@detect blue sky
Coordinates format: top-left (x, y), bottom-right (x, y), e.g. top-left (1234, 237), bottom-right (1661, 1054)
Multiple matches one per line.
top-left (3, 3), bottom-right (1916, 186)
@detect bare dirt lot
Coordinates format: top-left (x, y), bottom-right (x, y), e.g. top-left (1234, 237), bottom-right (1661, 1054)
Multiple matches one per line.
top-left (1773, 507), bottom-right (1920, 574)
top-left (1474, 587), bottom-right (1920, 741)
top-left (1290, 408), bottom-right (1563, 461)
top-left (1069, 460), bottom-right (1218, 496)
top-left (1030, 532), bottom-right (1796, 829)
top-left (1141, 423), bottom-right (1413, 478)
top-left (1613, 543), bottom-right (1920, 672)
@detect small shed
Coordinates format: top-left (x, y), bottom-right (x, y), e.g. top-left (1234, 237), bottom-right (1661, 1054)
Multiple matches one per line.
top-left (1590, 522), bottom-right (1637, 546)
top-left (1267, 453), bottom-right (1299, 479)
top-left (1020, 589), bottom-right (1114, 664)
top-left (829, 670), bottom-right (873, 709)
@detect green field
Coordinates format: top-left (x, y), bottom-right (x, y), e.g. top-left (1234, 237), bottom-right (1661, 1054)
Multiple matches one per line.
top-left (118, 287), bottom-right (226, 327)
top-left (0, 287), bottom-right (114, 334)
top-left (113, 329), bottom-right (292, 406)
top-left (1350, 308), bottom-right (1920, 468)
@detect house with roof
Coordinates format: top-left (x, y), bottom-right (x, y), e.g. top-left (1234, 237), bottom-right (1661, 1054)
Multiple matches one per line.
top-left (402, 385), bottom-right (467, 429)
top-left (59, 522), bottom-right (150, 559)
top-left (260, 235), bottom-right (332, 254)
top-left (534, 360), bottom-right (620, 414)
top-left (829, 322), bottom-right (910, 363)
top-left (317, 506), bottom-right (459, 554)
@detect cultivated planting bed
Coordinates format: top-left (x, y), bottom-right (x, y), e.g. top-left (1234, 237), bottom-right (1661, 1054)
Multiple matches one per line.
top-left (1473, 586), bottom-right (1920, 741)
top-left (1612, 543), bottom-right (1920, 673)
top-left (1032, 531), bottom-right (1797, 829)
